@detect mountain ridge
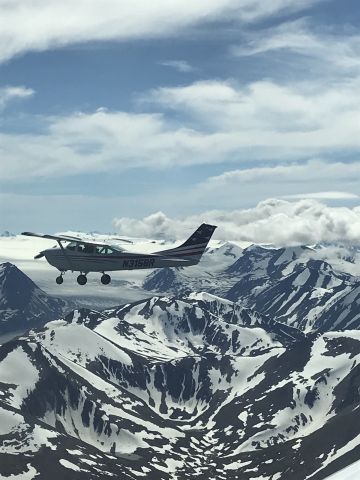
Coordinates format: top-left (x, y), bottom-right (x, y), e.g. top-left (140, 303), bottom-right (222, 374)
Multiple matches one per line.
top-left (1, 245), bottom-right (360, 479)
top-left (0, 262), bottom-right (74, 335)
top-left (1, 289), bottom-right (360, 479)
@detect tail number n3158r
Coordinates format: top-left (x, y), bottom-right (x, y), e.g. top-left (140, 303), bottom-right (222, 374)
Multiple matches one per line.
top-left (122, 258), bottom-right (155, 269)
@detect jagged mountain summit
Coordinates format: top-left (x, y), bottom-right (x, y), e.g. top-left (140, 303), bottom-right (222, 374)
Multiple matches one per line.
top-left (143, 241), bottom-right (244, 296)
top-left (0, 262), bottom-right (73, 335)
top-left (1, 244), bottom-right (360, 479)
top-left (143, 244), bottom-right (360, 332)
top-left (1, 292), bottom-right (360, 479)
top-left (227, 258), bottom-right (356, 330)
top-left (143, 244), bottom-right (314, 294)
top-left (313, 282), bottom-right (360, 331)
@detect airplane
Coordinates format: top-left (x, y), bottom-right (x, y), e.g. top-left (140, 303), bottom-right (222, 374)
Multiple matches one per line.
top-left (21, 223), bottom-right (217, 285)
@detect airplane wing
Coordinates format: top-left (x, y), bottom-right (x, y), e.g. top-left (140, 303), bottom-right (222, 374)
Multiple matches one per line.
top-left (22, 232), bottom-right (85, 242)
top-left (21, 231), bottom-right (132, 247)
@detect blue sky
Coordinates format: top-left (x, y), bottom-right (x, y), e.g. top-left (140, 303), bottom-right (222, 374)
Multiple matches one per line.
top-left (0, 0), bottom-right (359, 234)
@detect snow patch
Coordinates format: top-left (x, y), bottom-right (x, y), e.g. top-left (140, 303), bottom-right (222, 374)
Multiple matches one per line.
top-left (59, 459), bottom-right (81, 471)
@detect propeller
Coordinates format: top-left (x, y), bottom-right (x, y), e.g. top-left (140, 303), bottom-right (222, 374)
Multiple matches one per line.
top-left (34, 252), bottom-right (45, 259)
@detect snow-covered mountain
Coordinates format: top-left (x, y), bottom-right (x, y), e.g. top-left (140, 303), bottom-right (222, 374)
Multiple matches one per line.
top-left (144, 244), bottom-right (313, 294)
top-left (1, 241), bottom-right (360, 479)
top-left (313, 282), bottom-right (360, 332)
top-left (1, 293), bottom-right (360, 479)
top-left (143, 241), bottom-right (243, 296)
top-left (227, 258), bottom-right (355, 331)
top-left (313, 244), bottom-right (360, 277)
top-left (0, 262), bottom-right (73, 335)
top-left (144, 244), bottom-right (360, 332)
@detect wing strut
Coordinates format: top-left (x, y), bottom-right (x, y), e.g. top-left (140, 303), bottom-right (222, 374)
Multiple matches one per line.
top-left (57, 240), bottom-right (74, 272)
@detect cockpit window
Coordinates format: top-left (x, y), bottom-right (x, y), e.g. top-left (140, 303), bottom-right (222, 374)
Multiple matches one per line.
top-left (94, 246), bottom-right (123, 255)
top-left (66, 242), bottom-right (120, 254)
top-left (66, 242), bottom-right (77, 251)
top-left (83, 244), bottom-right (95, 254)
top-left (76, 243), bottom-right (95, 254)
top-left (95, 246), bottom-right (108, 255)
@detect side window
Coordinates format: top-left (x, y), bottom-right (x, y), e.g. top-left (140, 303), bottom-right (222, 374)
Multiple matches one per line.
top-left (66, 242), bottom-right (76, 251)
top-left (78, 243), bottom-right (85, 253)
top-left (94, 246), bottom-right (117, 255)
top-left (83, 244), bottom-right (95, 254)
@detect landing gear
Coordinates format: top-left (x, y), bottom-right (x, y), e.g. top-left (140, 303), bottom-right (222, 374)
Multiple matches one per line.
top-left (77, 274), bottom-right (87, 285)
top-left (101, 273), bottom-right (111, 285)
top-left (56, 272), bottom-right (65, 284)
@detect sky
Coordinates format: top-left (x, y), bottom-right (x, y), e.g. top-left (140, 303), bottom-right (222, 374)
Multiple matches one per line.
top-left (0, 0), bottom-right (359, 242)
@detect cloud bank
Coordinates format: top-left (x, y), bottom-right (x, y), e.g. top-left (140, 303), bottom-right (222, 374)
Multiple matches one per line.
top-left (0, 0), bottom-right (321, 63)
top-left (202, 160), bottom-right (360, 188)
top-left (112, 199), bottom-right (360, 246)
top-left (197, 160), bottom-right (360, 205)
top-left (2, 75), bottom-right (360, 182)
top-left (232, 19), bottom-right (360, 72)
top-left (1, 12), bottom-right (359, 186)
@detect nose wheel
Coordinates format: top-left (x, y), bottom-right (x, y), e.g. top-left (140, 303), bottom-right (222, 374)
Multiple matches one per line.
top-left (101, 273), bottom-right (111, 285)
top-left (55, 272), bottom-right (65, 284)
top-left (77, 274), bottom-right (87, 285)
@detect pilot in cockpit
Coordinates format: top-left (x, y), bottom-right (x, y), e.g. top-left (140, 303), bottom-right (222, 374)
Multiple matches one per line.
top-left (83, 244), bottom-right (95, 254)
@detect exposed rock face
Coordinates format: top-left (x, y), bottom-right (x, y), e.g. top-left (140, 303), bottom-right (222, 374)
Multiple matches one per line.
top-left (1, 241), bottom-right (360, 479)
top-left (1, 292), bottom-right (360, 479)
top-left (0, 262), bottom-right (72, 335)
top-left (144, 244), bottom-right (360, 332)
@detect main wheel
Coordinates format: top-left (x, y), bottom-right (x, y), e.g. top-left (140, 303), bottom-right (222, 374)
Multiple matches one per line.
top-left (77, 274), bottom-right (87, 285)
top-left (56, 275), bottom-right (63, 284)
top-left (101, 274), bottom-right (111, 285)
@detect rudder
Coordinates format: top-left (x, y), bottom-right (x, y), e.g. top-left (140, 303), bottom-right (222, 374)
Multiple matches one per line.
top-left (158, 223), bottom-right (217, 263)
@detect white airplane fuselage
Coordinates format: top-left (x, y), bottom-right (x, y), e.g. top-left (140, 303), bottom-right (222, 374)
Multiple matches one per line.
top-left (43, 247), bottom-right (196, 273)
top-left (23, 223), bottom-right (217, 284)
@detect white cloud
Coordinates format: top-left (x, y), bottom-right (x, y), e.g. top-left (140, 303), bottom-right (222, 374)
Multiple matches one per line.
top-left (113, 199), bottom-right (360, 246)
top-left (0, 0), bottom-right (322, 63)
top-left (159, 60), bottom-right (195, 73)
top-left (231, 19), bottom-right (360, 72)
top-left (202, 160), bottom-right (360, 187)
top-left (1, 77), bottom-right (360, 180)
top-left (1, 12), bottom-right (360, 183)
top-left (148, 78), bottom-right (360, 136)
top-left (283, 192), bottom-right (359, 200)
top-left (0, 85), bottom-right (34, 107)
top-left (197, 160), bottom-right (360, 208)
top-left (1, 72), bottom-right (360, 181)
top-left (0, 109), bottom-right (222, 179)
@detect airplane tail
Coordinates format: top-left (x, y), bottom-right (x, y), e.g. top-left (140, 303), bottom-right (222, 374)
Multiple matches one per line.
top-left (158, 223), bottom-right (217, 264)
